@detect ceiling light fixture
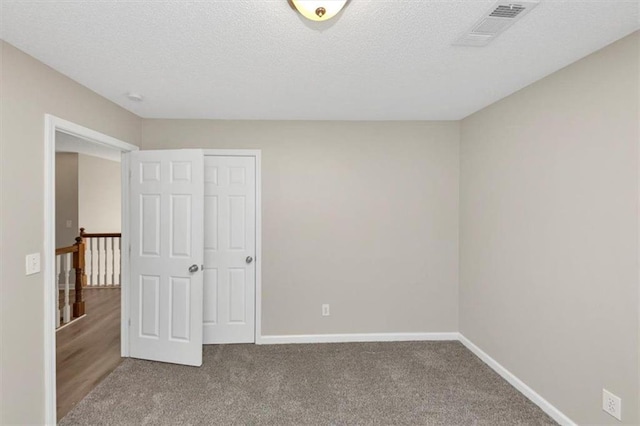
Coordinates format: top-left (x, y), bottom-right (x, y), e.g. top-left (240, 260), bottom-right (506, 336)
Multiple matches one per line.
top-left (288, 0), bottom-right (348, 21)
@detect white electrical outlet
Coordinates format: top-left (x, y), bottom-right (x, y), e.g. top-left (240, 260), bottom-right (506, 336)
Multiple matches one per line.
top-left (25, 253), bottom-right (41, 275)
top-left (65, 220), bottom-right (73, 228)
top-left (322, 304), bottom-right (330, 316)
top-left (603, 389), bottom-right (622, 421)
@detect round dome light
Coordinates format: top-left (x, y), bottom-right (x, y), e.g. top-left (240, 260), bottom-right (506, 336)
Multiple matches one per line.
top-left (289, 0), bottom-right (348, 21)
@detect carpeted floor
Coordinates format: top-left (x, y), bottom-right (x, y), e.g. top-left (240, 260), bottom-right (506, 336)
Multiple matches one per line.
top-left (60, 341), bottom-right (556, 425)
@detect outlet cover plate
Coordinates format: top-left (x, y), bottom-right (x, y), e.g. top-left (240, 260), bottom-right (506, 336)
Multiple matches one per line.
top-left (603, 389), bottom-right (622, 421)
top-left (322, 304), bottom-right (330, 316)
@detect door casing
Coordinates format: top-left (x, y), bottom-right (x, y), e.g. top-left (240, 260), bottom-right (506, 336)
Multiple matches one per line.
top-left (43, 115), bottom-right (139, 425)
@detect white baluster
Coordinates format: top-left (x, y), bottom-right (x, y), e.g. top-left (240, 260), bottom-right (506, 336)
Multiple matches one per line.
top-left (85, 239), bottom-right (92, 287)
top-left (103, 237), bottom-right (107, 286)
top-left (111, 237), bottom-right (116, 286)
top-left (118, 237), bottom-right (122, 286)
top-left (63, 253), bottom-right (71, 324)
top-left (102, 237), bottom-right (108, 286)
top-left (97, 238), bottom-right (102, 286)
top-left (56, 255), bottom-right (61, 328)
top-left (102, 238), bottom-right (107, 286)
top-left (93, 238), bottom-right (98, 286)
top-left (102, 237), bottom-right (107, 286)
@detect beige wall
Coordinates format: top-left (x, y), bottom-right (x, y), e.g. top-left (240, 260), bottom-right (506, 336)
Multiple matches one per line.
top-left (142, 120), bottom-right (460, 336)
top-left (78, 154), bottom-right (121, 234)
top-left (460, 32), bottom-right (639, 425)
top-left (55, 152), bottom-right (122, 245)
top-left (55, 153), bottom-right (79, 247)
top-left (0, 41), bottom-right (141, 424)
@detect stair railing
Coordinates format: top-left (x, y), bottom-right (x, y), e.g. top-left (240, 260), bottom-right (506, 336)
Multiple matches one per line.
top-left (80, 228), bottom-right (122, 287)
top-left (55, 237), bottom-right (86, 328)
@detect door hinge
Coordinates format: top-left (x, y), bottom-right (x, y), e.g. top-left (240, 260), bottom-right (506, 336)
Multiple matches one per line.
top-left (128, 318), bottom-right (131, 327)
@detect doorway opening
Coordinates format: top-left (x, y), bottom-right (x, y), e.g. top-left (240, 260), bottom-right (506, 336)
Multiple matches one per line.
top-left (55, 131), bottom-right (124, 419)
top-left (44, 115), bottom-right (138, 424)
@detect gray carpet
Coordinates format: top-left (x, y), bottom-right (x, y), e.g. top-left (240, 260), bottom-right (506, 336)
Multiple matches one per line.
top-left (60, 341), bottom-right (556, 425)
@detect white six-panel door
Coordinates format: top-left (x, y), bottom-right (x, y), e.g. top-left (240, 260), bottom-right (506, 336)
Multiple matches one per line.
top-left (129, 150), bottom-right (204, 366)
top-left (203, 156), bottom-right (256, 344)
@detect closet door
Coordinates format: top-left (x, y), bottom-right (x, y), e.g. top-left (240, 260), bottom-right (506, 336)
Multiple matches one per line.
top-left (203, 156), bottom-right (256, 344)
top-left (129, 149), bottom-right (204, 366)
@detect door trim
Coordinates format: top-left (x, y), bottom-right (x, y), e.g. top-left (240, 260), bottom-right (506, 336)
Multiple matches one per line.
top-left (44, 115), bottom-right (138, 425)
top-left (203, 149), bottom-right (262, 344)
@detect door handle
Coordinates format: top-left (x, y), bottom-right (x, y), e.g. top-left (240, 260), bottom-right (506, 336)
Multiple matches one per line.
top-left (189, 264), bottom-right (199, 273)
top-left (246, 256), bottom-right (253, 264)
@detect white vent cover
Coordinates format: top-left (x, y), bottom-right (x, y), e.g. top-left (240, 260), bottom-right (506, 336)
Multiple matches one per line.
top-left (453, 1), bottom-right (540, 47)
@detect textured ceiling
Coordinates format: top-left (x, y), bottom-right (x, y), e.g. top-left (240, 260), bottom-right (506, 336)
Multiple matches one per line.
top-left (1, 0), bottom-right (638, 120)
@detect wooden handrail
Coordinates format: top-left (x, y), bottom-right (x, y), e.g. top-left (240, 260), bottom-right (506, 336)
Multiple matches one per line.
top-left (80, 228), bottom-right (121, 239)
top-left (81, 232), bottom-right (122, 238)
top-left (55, 245), bottom-right (79, 256)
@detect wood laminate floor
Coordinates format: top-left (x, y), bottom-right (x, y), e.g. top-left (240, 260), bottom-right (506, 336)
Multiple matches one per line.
top-left (56, 288), bottom-right (121, 421)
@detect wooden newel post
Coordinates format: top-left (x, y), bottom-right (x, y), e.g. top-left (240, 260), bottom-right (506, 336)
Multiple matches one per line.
top-left (73, 236), bottom-right (86, 317)
top-left (76, 228), bottom-right (87, 287)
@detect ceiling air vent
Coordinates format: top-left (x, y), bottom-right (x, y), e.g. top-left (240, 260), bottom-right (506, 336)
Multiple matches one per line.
top-left (453, 1), bottom-right (540, 47)
top-left (489, 4), bottom-right (527, 18)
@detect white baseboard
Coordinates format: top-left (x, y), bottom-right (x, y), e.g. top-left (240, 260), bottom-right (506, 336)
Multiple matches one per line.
top-left (55, 314), bottom-right (86, 331)
top-left (258, 332), bottom-right (459, 345)
top-left (458, 334), bottom-right (576, 426)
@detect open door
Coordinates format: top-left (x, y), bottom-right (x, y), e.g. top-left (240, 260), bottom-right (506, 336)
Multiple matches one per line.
top-left (128, 150), bottom-right (204, 366)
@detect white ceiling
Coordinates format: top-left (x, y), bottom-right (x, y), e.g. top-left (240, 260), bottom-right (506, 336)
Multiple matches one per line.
top-left (1, 0), bottom-right (638, 120)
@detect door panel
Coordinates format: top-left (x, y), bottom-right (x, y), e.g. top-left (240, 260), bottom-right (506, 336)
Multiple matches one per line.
top-left (203, 156), bottom-right (256, 344)
top-left (203, 269), bottom-right (218, 324)
top-left (141, 195), bottom-right (161, 256)
top-left (170, 277), bottom-right (191, 341)
top-left (129, 150), bottom-right (204, 366)
top-left (140, 275), bottom-right (160, 338)
top-left (229, 268), bottom-right (246, 323)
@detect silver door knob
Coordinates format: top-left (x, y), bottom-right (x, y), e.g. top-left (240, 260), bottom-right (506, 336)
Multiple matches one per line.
top-left (189, 264), bottom-right (199, 273)
top-left (246, 256), bottom-right (253, 264)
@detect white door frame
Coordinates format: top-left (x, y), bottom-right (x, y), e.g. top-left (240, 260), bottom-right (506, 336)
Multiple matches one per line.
top-left (43, 114), bottom-right (138, 425)
top-left (203, 149), bottom-right (263, 344)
